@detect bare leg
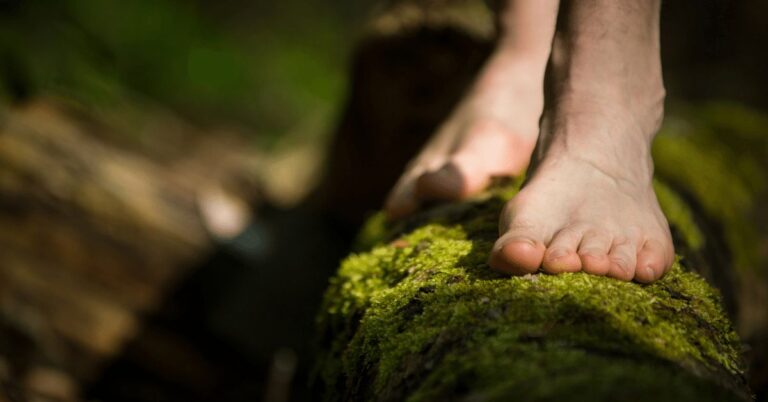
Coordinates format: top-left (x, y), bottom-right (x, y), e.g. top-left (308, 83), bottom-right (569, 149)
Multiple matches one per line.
top-left (384, 0), bottom-right (560, 219)
top-left (489, 0), bottom-right (674, 283)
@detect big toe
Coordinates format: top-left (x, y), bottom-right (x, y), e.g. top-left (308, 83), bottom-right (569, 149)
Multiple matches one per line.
top-left (490, 236), bottom-right (546, 275)
top-left (417, 122), bottom-right (533, 202)
top-left (415, 162), bottom-right (470, 201)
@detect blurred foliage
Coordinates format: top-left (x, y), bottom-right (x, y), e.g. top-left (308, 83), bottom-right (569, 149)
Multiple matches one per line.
top-left (2, 0), bottom-right (767, 149)
top-left (0, 0), bottom-right (371, 146)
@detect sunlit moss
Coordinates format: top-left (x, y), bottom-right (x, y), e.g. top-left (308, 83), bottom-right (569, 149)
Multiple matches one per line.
top-left (317, 190), bottom-right (747, 401)
top-left (654, 179), bottom-right (704, 250)
top-left (316, 105), bottom-right (763, 400)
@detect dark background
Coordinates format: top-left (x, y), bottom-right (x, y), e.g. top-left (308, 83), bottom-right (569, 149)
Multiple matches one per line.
top-left (0, 1), bottom-right (766, 401)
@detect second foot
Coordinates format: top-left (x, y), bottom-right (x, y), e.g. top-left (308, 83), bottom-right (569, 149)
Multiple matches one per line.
top-left (384, 52), bottom-right (544, 219)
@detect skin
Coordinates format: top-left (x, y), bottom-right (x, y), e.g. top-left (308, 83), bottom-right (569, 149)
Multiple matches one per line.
top-left (384, 0), bottom-right (558, 217)
top-left (385, 0), bottom-right (674, 283)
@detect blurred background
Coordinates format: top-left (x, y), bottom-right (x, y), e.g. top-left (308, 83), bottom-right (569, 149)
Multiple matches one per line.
top-left (0, 0), bottom-right (766, 401)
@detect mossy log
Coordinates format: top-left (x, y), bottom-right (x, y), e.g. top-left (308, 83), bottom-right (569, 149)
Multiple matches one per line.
top-left (314, 1), bottom-right (767, 401)
top-left (316, 181), bottom-right (750, 401)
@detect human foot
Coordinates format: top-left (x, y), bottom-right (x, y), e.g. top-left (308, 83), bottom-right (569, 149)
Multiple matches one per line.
top-left (489, 0), bottom-right (674, 283)
top-left (384, 53), bottom-right (541, 219)
top-left (489, 134), bottom-right (674, 283)
top-left (384, 0), bottom-right (559, 219)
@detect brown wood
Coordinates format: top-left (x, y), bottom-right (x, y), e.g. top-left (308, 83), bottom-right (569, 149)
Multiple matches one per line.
top-left (0, 100), bottom-right (260, 398)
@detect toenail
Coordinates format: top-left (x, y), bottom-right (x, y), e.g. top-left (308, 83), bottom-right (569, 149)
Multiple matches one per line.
top-left (415, 164), bottom-right (465, 200)
top-left (548, 249), bottom-right (568, 259)
top-left (613, 260), bottom-right (629, 272)
top-left (644, 267), bottom-right (656, 280)
top-left (507, 237), bottom-right (536, 247)
top-left (579, 250), bottom-right (602, 259)
top-left (433, 165), bottom-right (462, 185)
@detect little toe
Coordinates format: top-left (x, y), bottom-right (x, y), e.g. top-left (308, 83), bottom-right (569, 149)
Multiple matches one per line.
top-left (542, 227), bottom-right (583, 273)
top-left (577, 230), bottom-right (612, 276)
top-left (634, 239), bottom-right (672, 283)
top-left (607, 241), bottom-right (638, 281)
top-left (490, 235), bottom-right (546, 276)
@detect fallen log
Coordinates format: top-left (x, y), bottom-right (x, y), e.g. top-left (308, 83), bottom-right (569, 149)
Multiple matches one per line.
top-left (313, 0), bottom-right (767, 400)
top-left (316, 179), bottom-right (751, 401)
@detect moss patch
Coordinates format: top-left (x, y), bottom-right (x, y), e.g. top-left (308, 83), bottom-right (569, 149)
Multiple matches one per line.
top-left (317, 185), bottom-right (749, 401)
top-left (316, 104), bottom-right (765, 401)
top-left (654, 102), bottom-right (768, 274)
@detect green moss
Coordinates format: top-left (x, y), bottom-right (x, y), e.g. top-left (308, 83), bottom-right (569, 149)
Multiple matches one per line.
top-left (0, 0), bottom-right (357, 147)
top-left (653, 103), bottom-right (768, 274)
top-left (653, 179), bottom-right (704, 250)
top-left (355, 212), bottom-right (390, 251)
top-left (316, 105), bottom-right (761, 401)
top-left (318, 191), bottom-right (747, 401)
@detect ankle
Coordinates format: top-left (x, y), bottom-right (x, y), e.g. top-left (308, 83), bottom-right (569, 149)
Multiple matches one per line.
top-left (495, 36), bottom-right (552, 68)
top-left (475, 47), bottom-right (546, 92)
top-left (536, 94), bottom-right (658, 184)
top-left (550, 86), bottom-right (665, 136)
top-left (546, 34), bottom-right (666, 135)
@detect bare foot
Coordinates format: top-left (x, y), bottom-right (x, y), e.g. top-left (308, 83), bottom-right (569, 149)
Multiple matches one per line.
top-left (489, 0), bottom-right (674, 283)
top-left (489, 123), bottom-right (675, 283)
top-left (384, 0), bottom-right (559, 219)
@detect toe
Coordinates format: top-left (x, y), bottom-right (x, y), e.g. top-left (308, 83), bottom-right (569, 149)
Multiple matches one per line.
top-left (490, 235), bottom-right (546, 275)
top-left (492, 202), bottom-right (549, 275)
top-left (384, 176), bottom-right (420, 220)
top-left (415, 162), bottom-right (470, 201)
top-left (417, 121), bottom-right (533, 202)
top-left (577, 230), bottom-right (612, 276)
top-left (634, 238), bottom-right (672, 283)
top-left (542, 227), bottom-right (583, 273)
top-left (607, 240), bottom-right (638, 281)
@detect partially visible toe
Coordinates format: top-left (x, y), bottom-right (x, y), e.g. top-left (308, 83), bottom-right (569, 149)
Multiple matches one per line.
top-left (577, 230), bottom-right (612, 276)
top-left (415, 163), bottom-right (470, 201)
top-left (542, 227), bottom-right (583, 273)
top-left (579, 252), bottom-right (611, 276)
top-left (384, 178), bottom-right (420, 220)
top-left (607, 241), bottom-right (637, 281)
top-left (415, 121), bottom-right (532, 203)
